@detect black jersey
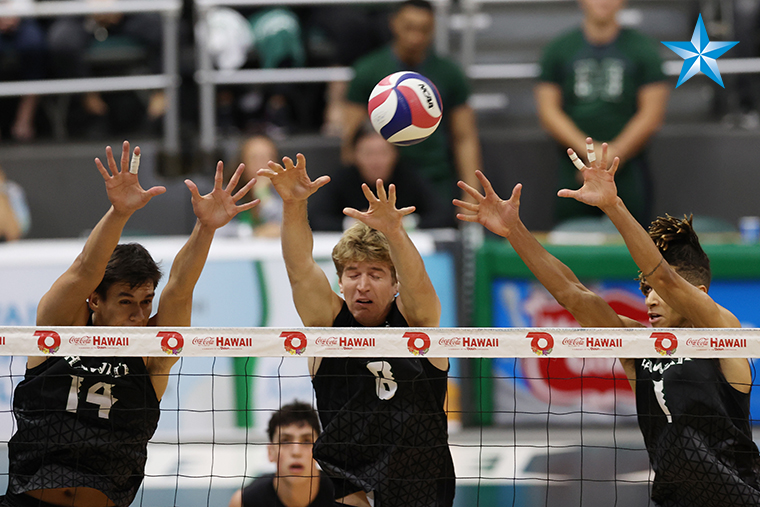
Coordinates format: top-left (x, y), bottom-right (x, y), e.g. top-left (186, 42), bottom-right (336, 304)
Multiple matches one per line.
top-left (240, 472), bottom-right (334, 507)
top-left (312, 301), bottom-right (455, 507)
top-left (635, 357), bottom-right (760, 506)
top-left (7, 356), bottom-right (160, 507)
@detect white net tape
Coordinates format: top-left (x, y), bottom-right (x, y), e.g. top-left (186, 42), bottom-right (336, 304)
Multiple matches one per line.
top-left (1, 326), bottom-right (756, 357)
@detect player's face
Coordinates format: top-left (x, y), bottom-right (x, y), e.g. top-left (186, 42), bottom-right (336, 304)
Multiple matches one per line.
top-left (355, 133), bottom-right (399, 183)
top-left (268, 423), bottom-right (319, 480)
top-left (641, 282), bottom-right (689, 328)
top-left (88, 281), bottom-right (155, 327)
top-left (339, 261), bottom-right (399, 327)
top-left (391, 6), bottom-right (435, 64)
top-left (579, 0), bottom-right (625, 24)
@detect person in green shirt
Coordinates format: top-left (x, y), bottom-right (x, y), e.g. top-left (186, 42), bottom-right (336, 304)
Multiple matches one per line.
top-left (535, 0), bottom-right (670, 226)
top-left (342, 0), bottom-right (482, 214)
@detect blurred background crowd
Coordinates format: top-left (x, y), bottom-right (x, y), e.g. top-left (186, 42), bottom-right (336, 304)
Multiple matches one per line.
top-left (0, 0), bottom-right (759, 241)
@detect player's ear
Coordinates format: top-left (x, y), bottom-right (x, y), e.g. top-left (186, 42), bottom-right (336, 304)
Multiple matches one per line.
top-left (88, 292), bottom-right (100, 312)
top-left (697, 284), bottom-right (708, 294)
top-left (267, 442), bottom-right (278, 463)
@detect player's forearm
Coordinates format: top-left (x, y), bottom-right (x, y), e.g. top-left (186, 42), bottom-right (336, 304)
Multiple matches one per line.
top-left (75, 206), bottom-right (133, 277)
top-left (340, 102), bottom-right (368, 165)
top-left (162, 220), bottom-right (216, 297)
top-left (281, 199), bottom-right (318, 281)
top-left (602, 198), bottom-right (664, 278)
top-left (508, 221), bottom-right (586, 305)
top-left (610, 111), bottom-right (664, 162)
top-left (385, 227), bottom-right (440, 323)
top-left (536, 103), bottom-right (587, 154)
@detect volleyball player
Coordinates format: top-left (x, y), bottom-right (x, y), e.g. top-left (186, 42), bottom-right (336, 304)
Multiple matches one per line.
top-left (257, 154), bottom-right (455, 507)
top-left (1, 141), bottom-right (258, 507)
top-left (228, 401), bottom-right (334, 507)
top-left (454, 142), bottom-right (760, 506)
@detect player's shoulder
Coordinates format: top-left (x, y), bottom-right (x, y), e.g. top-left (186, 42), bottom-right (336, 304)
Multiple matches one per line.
top-left (543, 27), bottom-right (584, 53)
top-left (242, 473), bottom-right (277, 498)
top-left (352, 45), bottom-right (394, 74)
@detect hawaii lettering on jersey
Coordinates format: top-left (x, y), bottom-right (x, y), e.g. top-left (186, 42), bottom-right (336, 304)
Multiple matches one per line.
top-left (640, 357), bottom-right (692, 376)
top-left (65, 356), bottom-right (130, 378)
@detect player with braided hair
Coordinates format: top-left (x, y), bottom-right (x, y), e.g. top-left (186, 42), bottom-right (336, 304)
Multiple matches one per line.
top-left (454, 137), bottom-right (760, 506)
top-left (558, 139), bottom-right (760, 506)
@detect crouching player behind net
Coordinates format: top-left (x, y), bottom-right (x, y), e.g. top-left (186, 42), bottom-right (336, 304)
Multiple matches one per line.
top-left (1, 141), bottom-right (258, 507)
top-left (454, 142), bottom-right (760, 506)
top-left (257, 153), bottom-right (455, 507)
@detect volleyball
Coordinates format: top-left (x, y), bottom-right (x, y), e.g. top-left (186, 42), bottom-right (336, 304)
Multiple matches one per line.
top-left (367, 71), bottom-right (443, 146)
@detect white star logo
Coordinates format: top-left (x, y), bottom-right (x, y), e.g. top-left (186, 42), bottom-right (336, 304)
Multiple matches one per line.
top-left (661, 14), bottom-right (739, 88)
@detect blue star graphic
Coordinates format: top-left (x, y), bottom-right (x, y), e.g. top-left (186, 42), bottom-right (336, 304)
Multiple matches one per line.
top-left (661, 14), bottom-right (739, 88)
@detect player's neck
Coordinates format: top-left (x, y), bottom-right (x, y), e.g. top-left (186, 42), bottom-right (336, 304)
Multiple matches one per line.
top-left (582, 18), bottom-right (620, 45)
top-left (393, 44), bottom-right (426, 67)
top-left (273, 475), bottom-right (320, 507)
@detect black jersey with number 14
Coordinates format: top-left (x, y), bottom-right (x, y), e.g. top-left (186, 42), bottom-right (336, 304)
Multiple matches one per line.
top-left (312, 300), bottom-right (455, 507)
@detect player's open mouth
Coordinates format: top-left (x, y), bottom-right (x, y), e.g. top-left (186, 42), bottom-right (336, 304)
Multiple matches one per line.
top-left (649, 313), bottom-right (662, 324)
top-left (356, 299), bottom-right (373, 305)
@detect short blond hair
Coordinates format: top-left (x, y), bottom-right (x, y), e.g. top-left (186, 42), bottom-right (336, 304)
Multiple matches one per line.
top-left (332, 222), bottom-right (396, 282)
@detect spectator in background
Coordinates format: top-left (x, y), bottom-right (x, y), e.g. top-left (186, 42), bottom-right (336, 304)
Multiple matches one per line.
top-left (309, 123), bottom-right (454, 231)
top-left (228, 401), bottom-right (334, 507)
top-left (0, 166), bottom-right (30, 240)
top-left (0, 0), bottom-right (46, 141)
top-left (341, 0), bottom-right (482, 216)
top-left (47, 0), bottom-right (165, 134)
top-left (535, 0), bottom-right (669, 227)
top-left (223, 134), bottom-right (282, 237)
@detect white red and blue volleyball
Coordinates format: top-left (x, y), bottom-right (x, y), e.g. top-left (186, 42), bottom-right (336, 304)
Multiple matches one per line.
top-left (367, 71), bottom-right (443, 146)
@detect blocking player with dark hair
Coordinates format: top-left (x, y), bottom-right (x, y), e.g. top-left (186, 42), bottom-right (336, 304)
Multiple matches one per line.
top-left (1, 141), bottom-right (258, 507)
top-left (228, 401), bottom-right (334, 507)
top-left (257, 153), bottom-right (455, 507)
top-left (454, 141), bottom-right (760, 506)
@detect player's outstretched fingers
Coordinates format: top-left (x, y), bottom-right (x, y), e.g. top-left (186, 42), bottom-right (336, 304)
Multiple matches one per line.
top-left (586, 138), bottom-right (596, 163)
top-left (375, 179), bottom-right (388, 202)
top-left (361, 183), bottom-right (378, 202)
top-left (567, 148), bottom-right (585, 170)
top-left (129, 146), bottom-right (141, 175)
top-left (120, 141), bottom-right (131, 173)
top-left (453, 199), bottom-right (478, 212)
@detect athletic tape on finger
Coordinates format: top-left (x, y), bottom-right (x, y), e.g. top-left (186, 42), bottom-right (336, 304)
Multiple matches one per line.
top-left (586, 142), bottom-right (596, 162)
top-left (569, 152), bottom-right (585, 170)
top-left (130, 153), bottom-right (141, 174)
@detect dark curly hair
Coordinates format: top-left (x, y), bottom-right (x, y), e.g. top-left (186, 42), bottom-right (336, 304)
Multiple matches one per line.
top-left (94, 243), bottom-right (163, 299)
top-left (267, 401), bottom-right (321, 442)
top-left (639, 214), bottom-right (711, 290)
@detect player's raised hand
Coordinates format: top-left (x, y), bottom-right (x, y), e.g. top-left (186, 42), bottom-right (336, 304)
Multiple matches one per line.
top-left (256, 153), bottom-right (330, 202)
top-left (95, 141), bottom-right (166, 214)
top-left (185, 161), bottom-right (259, 230)
top-left (454, 170), bottom-right (522, 239)
top-left (344, 179), bottom-right (414, 235)
top-left (557, 138), bottom-right (620, 210)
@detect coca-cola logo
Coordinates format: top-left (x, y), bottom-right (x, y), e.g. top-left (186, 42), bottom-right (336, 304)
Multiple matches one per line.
top-left (69, 336), bottom-right (92, 345)
top-left (438, 337), bottom-right (461, 347)
top-left (686, 338), bottom-right (709, 347)
top-left (562, 338), bottom-right (585, 347)
top-left (315, 337), bottom-right (339, 346)
top-left (192, 337), bottom-right (216, 347)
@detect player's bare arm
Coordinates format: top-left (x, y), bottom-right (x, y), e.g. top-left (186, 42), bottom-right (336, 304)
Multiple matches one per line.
top-left (608, 82), bottom-right (669, 164)
top-left (37, 141), bottom-right (166, 329)
top-left (534, 82), bottom-right (588, 157)
top-left (558, 140), bottom-right (740, 330)
top-left (455, 170), bottom-right (628, 328)
top-left (148, 161), bottom-right (258, 396)
top-left (344, 179), bottom-right (441, 328)
top-left (258, 153), bottom-right (340, 327)
top-left (448, 104), bottom-right (482, 202)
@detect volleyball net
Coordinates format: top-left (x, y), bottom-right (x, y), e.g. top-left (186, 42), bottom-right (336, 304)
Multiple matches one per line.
top-left (0, 326), bottom-right (758, 507)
